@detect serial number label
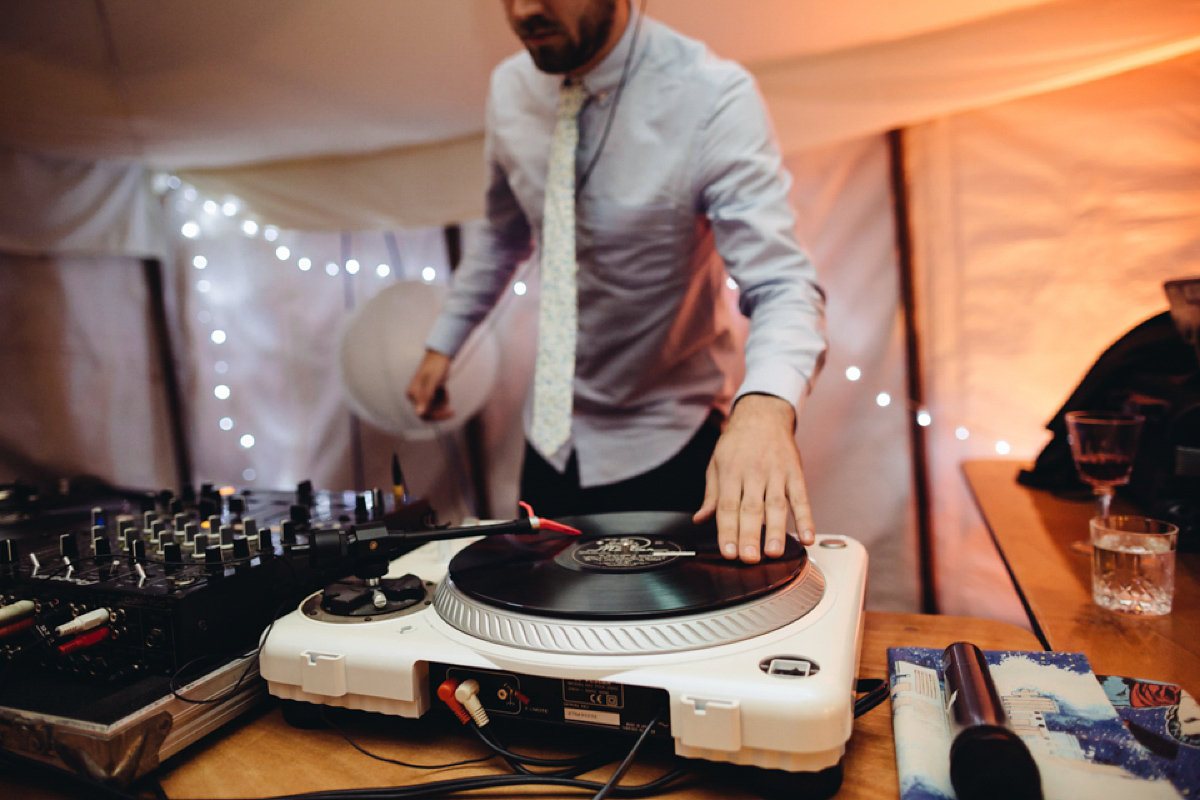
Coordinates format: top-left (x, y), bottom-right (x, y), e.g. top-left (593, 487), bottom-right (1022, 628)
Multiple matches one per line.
top-left (564, 707), bottom-right (622, 727)
top-left (563, 679), bottom-right (624, 710)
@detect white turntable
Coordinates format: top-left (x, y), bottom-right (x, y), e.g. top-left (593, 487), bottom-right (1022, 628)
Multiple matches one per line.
top-left (259, 512), bottom-right (867, 777)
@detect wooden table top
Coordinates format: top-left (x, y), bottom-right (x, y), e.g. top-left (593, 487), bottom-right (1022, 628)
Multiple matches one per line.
top-left (5, 611), bottom-right (1040, 800)
top-left (964, 459), bottom-right (1200, 697)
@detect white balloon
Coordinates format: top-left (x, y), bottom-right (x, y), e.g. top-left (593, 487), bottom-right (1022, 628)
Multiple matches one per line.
top-left (338, 281), bottom-right (499, 440)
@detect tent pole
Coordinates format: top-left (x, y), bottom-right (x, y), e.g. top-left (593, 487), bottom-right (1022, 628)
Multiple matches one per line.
top-left (886, 128), bottom-right (939, 614)
top-left (142, 258), bottom-right (193, 493)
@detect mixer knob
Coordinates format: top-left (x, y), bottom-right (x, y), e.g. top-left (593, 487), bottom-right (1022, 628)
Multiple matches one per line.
top-left (92, 527), bottom-right (112, 558)
top-left (228, 495), bottom-right (246, 517)
top-left (204, 544), bottom-right (224, 575)
top-left (280, 519), bottom-right (297, 545)
top-left (355, 493), bottom-right (369, 524)
top-left (219, 524), bottom-right (235, 547)
top-left (242, 518), bottom-right (258, 549)
top-left (130, 538), bottom-right (147, 562)
top-left (59, 532), bottom-right (80, 562)
top-left (232, 535), bottom-right (250, 560)
top-left (162, 541), bottom-right (183, 571)
top-left (184, 521), bottom-right (199, 542)
top-left (296, 480), bottom-right (314, 506)
top-left (289, 504), bottom-right (310, 528)
top-left (258, 525), bottom-right (275, 556)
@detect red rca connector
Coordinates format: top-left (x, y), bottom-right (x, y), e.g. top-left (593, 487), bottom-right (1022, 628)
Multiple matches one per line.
top-left (57, 626), bottom-right (111, 654)
top-left (437, 679), bottom-right (471, 724)
top-left (0, 617), bottom-right (34, 640)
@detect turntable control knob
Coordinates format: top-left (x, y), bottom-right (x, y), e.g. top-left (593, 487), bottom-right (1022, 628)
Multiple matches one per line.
top-left (143, 510), bottom-right (158, 531)
top-left (280, 519), bottom-right (297, 545)
top-left (296, 480), bottom-right (314, 506)
top-left (184, 521), bottom-right (199, 542)
top-left (59, 532), bottom-right (80, 562)
top-left (218, 524), bottom-right (235, 547)
top-left (193, 533), bottom-right (210, 558)
top-left (151, 520), bottom-right (166, 543)
top-left (173, 512), bottom-right (189, 531)
top-left (130, 538), bottom-right (147, 562)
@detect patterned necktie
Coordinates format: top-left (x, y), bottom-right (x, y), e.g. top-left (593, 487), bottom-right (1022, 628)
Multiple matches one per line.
top-left (531, 80), bottom-right (588, 456)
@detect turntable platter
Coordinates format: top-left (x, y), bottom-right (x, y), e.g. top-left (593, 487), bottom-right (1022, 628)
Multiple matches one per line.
top-left (446, 511), bottom-right (807, 620)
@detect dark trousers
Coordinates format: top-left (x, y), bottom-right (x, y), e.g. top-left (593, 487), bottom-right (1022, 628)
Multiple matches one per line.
top-left (518, 414), bottom-right (722, 519)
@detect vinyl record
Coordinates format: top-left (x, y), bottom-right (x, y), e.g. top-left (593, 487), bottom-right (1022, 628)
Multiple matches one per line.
top-left (446, 511), bottom-right (807, 620)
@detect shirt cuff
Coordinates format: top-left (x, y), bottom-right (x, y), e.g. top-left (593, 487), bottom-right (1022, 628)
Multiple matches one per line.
top-left (734, 368), bottom-right (811, 421)
top-left (424, 314), bottom-right (475, 358)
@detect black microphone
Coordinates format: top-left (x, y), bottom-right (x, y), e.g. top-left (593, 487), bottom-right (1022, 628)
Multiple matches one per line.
top-left (942, 642), bottom-right (1043, 800)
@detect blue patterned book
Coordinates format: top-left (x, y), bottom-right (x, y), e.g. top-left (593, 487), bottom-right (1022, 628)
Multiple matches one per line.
top-left (887, 648), bottom-right (1190, 799)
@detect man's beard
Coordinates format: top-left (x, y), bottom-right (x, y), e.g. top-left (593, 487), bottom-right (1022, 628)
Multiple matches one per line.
top-left (516, 0), bottom-right (617, 74)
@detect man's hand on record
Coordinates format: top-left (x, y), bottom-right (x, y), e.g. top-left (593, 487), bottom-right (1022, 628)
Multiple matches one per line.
top-left (406, 350), bottom-right (455, 421)
top-left (693, 394), bottom-right (816, 564)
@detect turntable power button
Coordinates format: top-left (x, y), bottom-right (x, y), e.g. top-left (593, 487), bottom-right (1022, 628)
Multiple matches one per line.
top-left (818, 538), bottom-right (847, 549)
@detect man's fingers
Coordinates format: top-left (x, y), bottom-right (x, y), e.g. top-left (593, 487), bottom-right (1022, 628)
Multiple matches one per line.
top-left (762, 479), bottom-right (790, 558)
top-left (788, 472), bottom-right (815, 545)
top-left (736, 472), bottom-right (766, 563)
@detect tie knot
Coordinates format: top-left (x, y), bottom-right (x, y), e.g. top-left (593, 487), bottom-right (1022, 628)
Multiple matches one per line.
top-left (558, 81), bottom-right (588, 119)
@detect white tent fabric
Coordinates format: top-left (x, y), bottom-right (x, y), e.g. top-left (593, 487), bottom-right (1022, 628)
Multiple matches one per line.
top-left (3, 0), bottom-right (1199, 620)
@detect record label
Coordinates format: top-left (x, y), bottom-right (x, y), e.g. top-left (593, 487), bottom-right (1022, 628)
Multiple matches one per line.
top-left (566, 536), bottom-right (692, 571)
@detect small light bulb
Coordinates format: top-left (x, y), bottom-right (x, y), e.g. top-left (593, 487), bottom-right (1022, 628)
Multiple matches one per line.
top-left (876, 392), bottom-right (891, 407)
top-left (422, 266), bottom-right (436, 282)
top-left (376, 263), bottom-right (391, 278)
top-left (203, 200), bottom-right (219, 215)
top-left (917, 411), bottom-right (932, 427)
top-left (275, 245), bottom-right (290, 261)
top-left (956, 427), bottom-right (970, 441)
top-left (242, 220), bottom-right (259, 236)
top-left (263, 226), bottom-right (279, 242)
top-left (219, 417), bottom-right (234, 431)
top-left (726, 277), bottom-right (738, 290)
top-left (239, 434), bottom-right (255, 449)
top-left (297, 257), bottom-right (312, 271)
top-left (995, 440), bottom-right (1011, 455)
top-left (242, 468), bottom-right (257, 481)
top-left (214, 384), bottom-right (231, 400)
top-left (196, 279), bottom-right (211, 293)
top-left (513, 280), bottom-right (527, 296)
top-left (222, 200), bottom-right (238, 216)
top-left (845, 366), bottom-right (861, 381)
top-left (346, 259), bottom-right (360, 274)
top-left (193, 255), bottom-right (208, 269)
top-left (211, 330), bottom-right (227, 344)
top-left (326, 262), bottom-right (339, 276)
top-left (181, 221), bottom-right (200, 239)
top-left (183, 186), bottom-right (198, 201)
top-left (215, 360), bottom-right (228, 374)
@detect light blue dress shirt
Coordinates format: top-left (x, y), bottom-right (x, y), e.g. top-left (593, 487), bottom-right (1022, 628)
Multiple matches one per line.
top-left (426, 12), bottom-right (826, 487)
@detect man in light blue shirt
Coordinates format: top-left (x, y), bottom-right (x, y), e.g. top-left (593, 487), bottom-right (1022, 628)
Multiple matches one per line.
top-left (408, 0), bottom-right (826, 564)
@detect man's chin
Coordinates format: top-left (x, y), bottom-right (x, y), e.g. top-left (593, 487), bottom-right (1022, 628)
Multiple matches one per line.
top-left (526, 46), bottom-right (575, 74)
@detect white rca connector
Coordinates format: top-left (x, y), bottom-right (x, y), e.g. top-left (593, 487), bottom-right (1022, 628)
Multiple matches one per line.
top-left (55, 608), bottom-right (111, 637)
top-left (453, 679), bottom-right (491, 728)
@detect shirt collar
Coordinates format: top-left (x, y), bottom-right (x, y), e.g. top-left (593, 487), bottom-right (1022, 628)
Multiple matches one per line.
top-left (577, 8), bottom-right (645, 99)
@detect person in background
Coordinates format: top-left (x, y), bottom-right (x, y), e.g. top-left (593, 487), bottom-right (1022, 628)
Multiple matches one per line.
top-left (407, 0), bottom-right (826, 564)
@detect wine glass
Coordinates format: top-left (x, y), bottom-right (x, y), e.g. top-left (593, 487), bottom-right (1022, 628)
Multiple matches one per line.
top-left (1065, 411), bottom-right (1144, 552)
